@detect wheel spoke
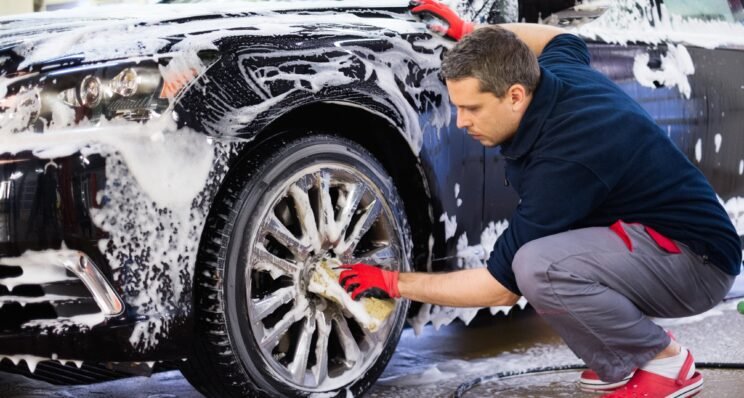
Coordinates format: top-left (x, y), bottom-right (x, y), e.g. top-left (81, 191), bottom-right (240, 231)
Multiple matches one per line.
top-left (363, 323), bottom-right (385, 347)
top-left (288, 184), bottom-right (322, 253)
top-left (260, 301), bottom-right (308, 351)
top-left (333, 314), bottom-right (361, 365)
top-left (264, 214), bottom-right (312, 261)
top-left (246, 161), bottom-right (405, 390)
top-left (253, 243), bottom-right (301, 279)
top-left (312, 311), bottom-right (332, 386)
top-left (288, 316), bottom-right (316, 384)
top-left (352, 243), bottom-right (399, 267)
top-left (317, 171), bottom-right (337, 245)
top-left (334, 183), bottom-right (364, 246)
top-left (338, 199), bottom-right (382, 258)
top-left (252, 286), bottom-right (296, 320)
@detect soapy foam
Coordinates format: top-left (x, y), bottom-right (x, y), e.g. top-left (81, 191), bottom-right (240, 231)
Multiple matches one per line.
top-left (408, 220), bottom-right (527, 334)
top-left (575, 0), bottom-right (744, 49)
top-left (632, 43), bottom-right (695, 99)
top-left (439, 212), bottom-right (457, 241)
top-left (0, 247), bottom-right (80, 291)
top-left (2, 0), bottom-right (743, 357)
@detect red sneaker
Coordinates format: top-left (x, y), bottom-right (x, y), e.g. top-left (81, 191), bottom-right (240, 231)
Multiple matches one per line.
top-left (579, 369), bottom-right (634, 393)
top-left (601, 351), bottom-right (703, 398)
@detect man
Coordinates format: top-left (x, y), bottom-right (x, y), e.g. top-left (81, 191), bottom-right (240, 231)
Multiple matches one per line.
top-left (338, 1), bottom-right (741, 397)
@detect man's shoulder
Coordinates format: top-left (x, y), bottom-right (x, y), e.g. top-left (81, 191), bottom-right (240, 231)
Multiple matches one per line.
top-left (538, 33), bottom-right (591, 68)
top-left (539, 34), bottom-right (601, 88)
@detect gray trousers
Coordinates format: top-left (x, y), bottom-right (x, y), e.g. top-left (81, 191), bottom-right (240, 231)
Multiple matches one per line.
top-left (513, 222), bottom-right (735, 382)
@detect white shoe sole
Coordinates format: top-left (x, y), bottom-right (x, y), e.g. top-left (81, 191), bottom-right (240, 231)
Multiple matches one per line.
top-left (667, 377), bottom-right (703, 398)
top-left (578, 374), bottom-right (633, 393)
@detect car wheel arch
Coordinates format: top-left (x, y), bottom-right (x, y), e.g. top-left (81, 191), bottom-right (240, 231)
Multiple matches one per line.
top-left (242, 102), bottom-right (435, 273)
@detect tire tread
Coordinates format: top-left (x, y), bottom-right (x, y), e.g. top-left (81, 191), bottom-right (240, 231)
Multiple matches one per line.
top-left (180, 134), bottom-right (411, 398)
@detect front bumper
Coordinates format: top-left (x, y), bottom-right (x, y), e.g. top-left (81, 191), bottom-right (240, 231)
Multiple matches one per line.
top-left (1, 152), bottom-right (111, 331)
top-left (0, 152), bottom-right (173, 360)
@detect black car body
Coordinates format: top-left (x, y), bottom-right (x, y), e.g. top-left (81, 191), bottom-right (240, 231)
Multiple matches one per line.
top-left (0, 0), bottom-right (742, 397)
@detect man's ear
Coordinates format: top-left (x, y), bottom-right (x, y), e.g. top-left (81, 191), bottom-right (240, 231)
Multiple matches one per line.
top-left (508, 84), bottom-right (529, 111)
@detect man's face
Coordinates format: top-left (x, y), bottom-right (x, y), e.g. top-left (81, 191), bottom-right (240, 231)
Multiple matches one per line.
top-left (446, 77), bottom-right (527, 147)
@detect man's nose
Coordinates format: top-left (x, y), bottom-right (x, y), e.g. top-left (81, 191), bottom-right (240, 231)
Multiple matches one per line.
top-left (456, 109), bottom-right (470, 129)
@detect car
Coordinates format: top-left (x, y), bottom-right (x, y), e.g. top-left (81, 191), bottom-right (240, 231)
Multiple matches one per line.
top-left (0, 0), bottom-right (742, 397)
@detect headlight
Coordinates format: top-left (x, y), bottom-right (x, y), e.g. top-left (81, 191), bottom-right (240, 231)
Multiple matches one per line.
top-left (47, 64), bottom-right (171, 126)
top-left (0, 53), bottom-right (215, 133)
top-left (110, 68), bottom-right (138, 97)
top-left (80, 75), bottom-right (103, 108)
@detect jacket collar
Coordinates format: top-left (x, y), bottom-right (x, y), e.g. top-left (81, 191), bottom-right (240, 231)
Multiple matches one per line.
top-left (500, 66), bottom-right (560, 159)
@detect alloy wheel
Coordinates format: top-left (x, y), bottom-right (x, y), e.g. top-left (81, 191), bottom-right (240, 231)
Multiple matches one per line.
top-left (244, 163), bottom-right (406, 391)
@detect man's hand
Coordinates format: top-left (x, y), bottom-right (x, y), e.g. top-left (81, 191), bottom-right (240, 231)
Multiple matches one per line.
top-left (338, 263), bottom-right (400, 300)
top-left (410, 0), bottom-right (474, 41)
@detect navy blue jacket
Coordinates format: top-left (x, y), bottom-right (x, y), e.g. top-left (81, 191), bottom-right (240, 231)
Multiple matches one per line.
top-left (487, 34), bottom-right (742, 295)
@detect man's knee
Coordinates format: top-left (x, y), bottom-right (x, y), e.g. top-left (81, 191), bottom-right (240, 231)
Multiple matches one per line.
top-left (513, 238), bottom-right (554, 300)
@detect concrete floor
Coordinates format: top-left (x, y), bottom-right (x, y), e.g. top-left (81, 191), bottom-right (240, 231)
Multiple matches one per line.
top-left (2, 299), bottom-right (743, 397)
top-left (370, 299), bottom-right (744, 397)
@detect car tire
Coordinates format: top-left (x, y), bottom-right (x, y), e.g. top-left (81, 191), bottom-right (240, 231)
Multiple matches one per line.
top-left (180, 133), bottom-right (411, 398)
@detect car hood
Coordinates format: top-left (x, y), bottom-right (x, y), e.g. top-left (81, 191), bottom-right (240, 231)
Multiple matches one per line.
top-left (0, 0), bottom-right (415, 73)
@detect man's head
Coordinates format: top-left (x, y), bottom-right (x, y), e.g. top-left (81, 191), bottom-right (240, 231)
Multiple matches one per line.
top-left (442, 26), bottom-right (540, 147)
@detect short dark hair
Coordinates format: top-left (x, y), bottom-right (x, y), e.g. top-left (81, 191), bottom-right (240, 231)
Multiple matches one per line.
top-left (441, 26), bottom-right (540, 97)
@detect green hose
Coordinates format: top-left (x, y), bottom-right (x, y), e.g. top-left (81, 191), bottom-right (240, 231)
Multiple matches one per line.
top-left (738, 300), bottom-right (744, 314)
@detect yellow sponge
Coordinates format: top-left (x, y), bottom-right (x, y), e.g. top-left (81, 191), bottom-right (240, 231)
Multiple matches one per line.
top-left (308, 259), bottom-right (395, 332)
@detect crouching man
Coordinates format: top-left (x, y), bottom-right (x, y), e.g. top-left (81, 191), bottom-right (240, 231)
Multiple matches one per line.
top-left (339, 1), bottom-right (741, 396)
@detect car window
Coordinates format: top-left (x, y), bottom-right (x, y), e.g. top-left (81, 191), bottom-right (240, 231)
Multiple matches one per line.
top-left (519, 0), bottom-right (578, 23)
top-left (663, 0), bottom-right (741, 24)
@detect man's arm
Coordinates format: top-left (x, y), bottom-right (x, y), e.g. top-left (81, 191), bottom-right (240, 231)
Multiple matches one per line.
top-left (495, 23), bottom-right (565, 56)
top-left (398, 268), bottom-right (520, 307)
top-left (410, 0), bottom-right (566, 55)
top-left (338, 264), bottom-right (520, 307)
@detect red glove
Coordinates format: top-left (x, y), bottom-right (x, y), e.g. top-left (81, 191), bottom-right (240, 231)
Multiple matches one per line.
top-left (338, 263), bottom-right (400, 300)
top-left (410, 0), bottom-right (474, 41)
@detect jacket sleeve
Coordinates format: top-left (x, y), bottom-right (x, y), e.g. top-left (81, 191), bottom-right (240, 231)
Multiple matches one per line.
top-left (538, 33), bottom-right (591, 66)
top-left (486, 157), bottom-right (610, 295)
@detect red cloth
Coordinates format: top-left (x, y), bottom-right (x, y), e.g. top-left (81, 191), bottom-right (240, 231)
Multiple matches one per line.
top-left (609, 220), bottom-right (681, 254)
